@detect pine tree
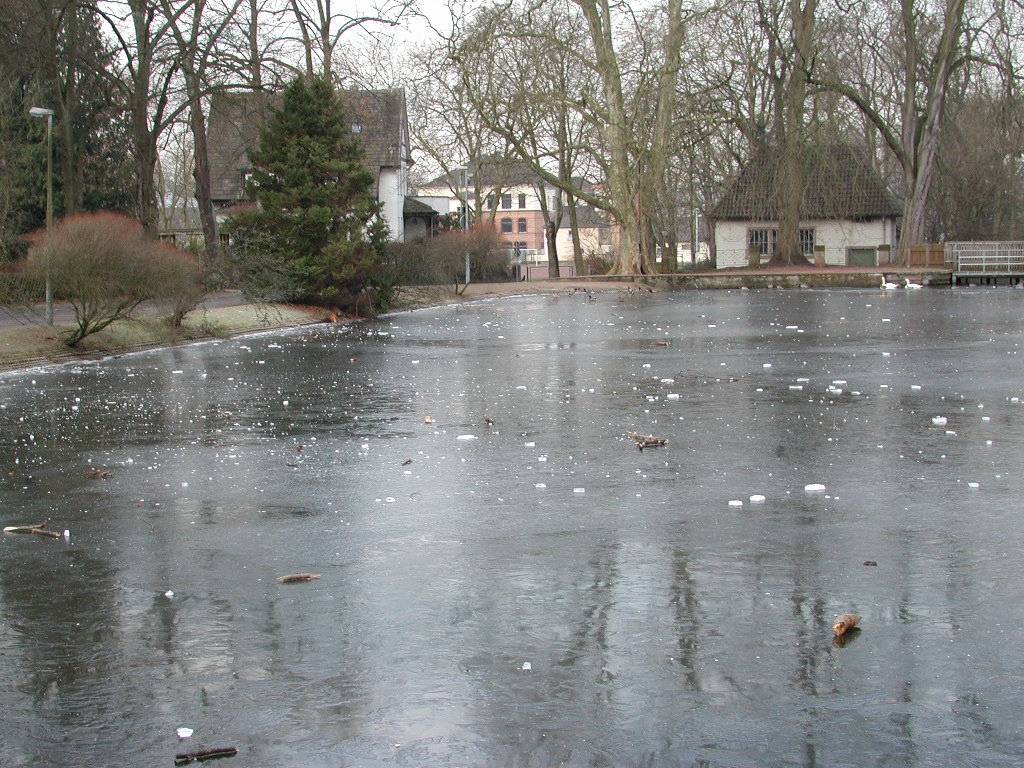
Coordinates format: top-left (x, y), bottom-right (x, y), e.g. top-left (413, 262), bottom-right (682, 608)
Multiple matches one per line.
top-left (227, 76), bottom-right (389, 305)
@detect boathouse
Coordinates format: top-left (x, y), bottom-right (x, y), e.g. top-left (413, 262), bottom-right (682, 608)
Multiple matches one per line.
top-left (711, 145), bottom-right (901, 269)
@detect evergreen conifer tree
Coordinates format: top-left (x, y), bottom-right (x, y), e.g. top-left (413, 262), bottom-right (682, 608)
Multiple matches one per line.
top-left (227, 76), bottom-right (389, 305)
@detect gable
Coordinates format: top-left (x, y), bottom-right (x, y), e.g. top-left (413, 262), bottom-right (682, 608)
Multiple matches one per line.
top-left (206, 87), bottom-right (409, 202)
top-left (711, 144), bottom-right (901, 222)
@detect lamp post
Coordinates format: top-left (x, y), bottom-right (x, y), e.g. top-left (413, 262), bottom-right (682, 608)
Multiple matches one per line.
top-left (461, 167), bottom-right (472, 285)
top-left (29, 106), bottom-right (54, 325)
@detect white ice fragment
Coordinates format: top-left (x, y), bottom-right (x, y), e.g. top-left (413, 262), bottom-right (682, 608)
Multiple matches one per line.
top-left (797, 377), bottom-right (810, 383)
top-left (789, 385), bottom-right (803, 391)
top-left (385, 497), bottom-right (396, 503)
top-left (176, 727), bottom-right (193, 739)
top-left (728, 500), bottom-right (743, 507)
top-left (524, 441), bottom-right (536, 447)
top-left (749, 494), bottom-right (766, 503)
top-left (515, 385), bottom-right (527, 390)
top-left (522, 662), bottom-right (532, 671)
top-left (534, 483), bottom-right (546, 489)
top-left (456, 434), bottom-right (477, 441)
top-left (574, 488), bottom-right (585, 494)
top-left (63, 529), bottom-right (70, 540)
top-left (931, 416), bottom-right (948, 426)
top-left (785, 325), bottom-right (799, 330)
top-left (945, 430), bottom-right (957, 436)
top-left (968, 482), bottom-right (980, 489)
top-left (763, 363), bottom-right (772, 368)
top-left (282, 400), bottom-right (289, 406)
top-left (667, 393), bottom-right (680, 400)
top-left (412, 360), bottom-right (420, 364)
top-left (164, 590), bottom-right (174, 598)
top-left (832, 380), bottom-right (847, 385)
top-left (911, 384), bottom-right (922, 390)
top-left (804, 483), bottom-right (826, 492)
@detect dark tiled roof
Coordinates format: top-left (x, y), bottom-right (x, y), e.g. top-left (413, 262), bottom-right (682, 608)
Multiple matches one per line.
top-left (404, 197), bottom-right (439, 215)
top-left (711, 144), bottom-right (901, 221)
top-left (558, 205), bottom-right (610, 229)
top-left (207, 88), bottom-right (408, 203)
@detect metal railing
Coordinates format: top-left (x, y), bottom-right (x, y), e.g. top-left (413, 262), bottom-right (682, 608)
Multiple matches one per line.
top-left (0, 273), bottom-right (46, 304)
top-left (946, 242), bottom-right (1024, 273)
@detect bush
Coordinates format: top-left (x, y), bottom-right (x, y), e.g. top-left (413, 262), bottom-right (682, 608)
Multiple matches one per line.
top-left (27, 212), bottom-right (185, 346)
top-left (149, 243), bottom-right (205, 327)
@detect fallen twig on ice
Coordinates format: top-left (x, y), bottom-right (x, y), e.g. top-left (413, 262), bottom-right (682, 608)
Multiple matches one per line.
top-left (3, 522), bottom-right (63, 539)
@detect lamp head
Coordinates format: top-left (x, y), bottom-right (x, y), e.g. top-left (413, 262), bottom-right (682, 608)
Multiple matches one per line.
top-left (29, 107), bottom-right (55, 118)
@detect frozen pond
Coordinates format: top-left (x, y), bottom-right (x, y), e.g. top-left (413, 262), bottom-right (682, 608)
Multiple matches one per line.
top-left (1, 287), bottom-right (1023, 766)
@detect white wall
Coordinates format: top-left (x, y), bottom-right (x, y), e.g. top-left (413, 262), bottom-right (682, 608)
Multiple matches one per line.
top-left (554, 227), bottom-right (613, 262)
top-left (378, 166), bottom-right (405, 242)
top-left (714, 218), bottom-right (895, 268)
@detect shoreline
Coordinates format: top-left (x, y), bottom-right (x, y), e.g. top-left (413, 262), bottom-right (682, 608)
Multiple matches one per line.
top-left (0, 270), bottom-right (949, 375)
top-left (0, 280), bottom-right (634, 375)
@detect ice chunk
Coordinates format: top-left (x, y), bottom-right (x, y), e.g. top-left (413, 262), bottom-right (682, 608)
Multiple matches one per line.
top-left (176, 727), bottom-right (193, 739)
top-left (728, 500), bottom-right (743, 507)
top-left (456, 435), bottom-right (478, 440)
top-left (804, 483), bottom-right (826, 492)
top-left (931, 416), bottom-right (948, 426)
top-left (749, 494), bottom-right (766, 503)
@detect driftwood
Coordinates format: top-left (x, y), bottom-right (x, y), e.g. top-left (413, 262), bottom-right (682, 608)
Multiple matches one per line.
top-left (174, 746), bottom-right (238, 764)
top-left (832, 613), bottom-right (861, 637)
top-left (628, 432), bottom-right (668, 451)
top-left (277, 573), bottom-right (320, 583)
top-left (83, 467), bottom-right (113, 479)
top-left (3, 523), bottom-right (63, 539)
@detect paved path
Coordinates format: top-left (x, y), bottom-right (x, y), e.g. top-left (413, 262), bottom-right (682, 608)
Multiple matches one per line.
top-left (0, 290), bottom-right (247, 330)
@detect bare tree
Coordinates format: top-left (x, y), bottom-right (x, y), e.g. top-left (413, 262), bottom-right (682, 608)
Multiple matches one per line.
top-left (96, 0), bottom-right (185, 238)
top-left (157, 0), bottom-right (245, 264)
top-left (812, 0), bottom-right (969, 262)
top-left (284, 0), bottom-right (415, 82)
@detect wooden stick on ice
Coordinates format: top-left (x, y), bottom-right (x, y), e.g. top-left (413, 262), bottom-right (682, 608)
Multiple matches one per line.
top-left (3, 523), bottom-right (63, 539)
top-left (277, 573), bottom-right (320, 583)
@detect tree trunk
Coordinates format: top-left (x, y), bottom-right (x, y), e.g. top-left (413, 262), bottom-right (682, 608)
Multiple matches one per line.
top-left (190, 96), bottom-right (220, 266)
top-left (545, 220), bottom-right (560, 277)
top-left (567, 195), bottom-right (585, 275)
top-left (574, 0), bottom-right (684, 276)
top-left (772, 0), bottom-right (816, 266)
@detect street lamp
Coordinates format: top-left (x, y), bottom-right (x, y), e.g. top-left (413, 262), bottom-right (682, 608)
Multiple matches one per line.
top-left (29, 106), bottom-right (54, 325)
top-left (455, 166), bottom-right (471, 285)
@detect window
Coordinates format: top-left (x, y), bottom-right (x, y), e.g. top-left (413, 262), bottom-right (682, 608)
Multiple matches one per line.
top-left (518, 193), bottom-right (527, 209)
top-left (748, 228), bottom-right (772, 256)
top-left (240, 170), bottom-right (255, 199)
top-left (799, 229), bottom-right (815, 255)
top-left (485, 194), bottom-right (494, 210)
top-left (501, 193), bottom-right (512, 209)
top-left (351, 123), bottom-right (362, 134)
top-left (501, 218), bottom-right (513, 233)
top-left (749, 227), bottom-right (814, 257)
top-left (518, 218), bottom-right (528, 233)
